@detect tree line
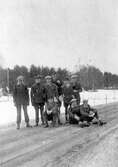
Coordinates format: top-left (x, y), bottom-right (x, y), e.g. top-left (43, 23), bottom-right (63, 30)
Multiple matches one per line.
top-left (0, 64), bottom-right (118, 92)
top-left (0, 65), bottom-right (69, 92)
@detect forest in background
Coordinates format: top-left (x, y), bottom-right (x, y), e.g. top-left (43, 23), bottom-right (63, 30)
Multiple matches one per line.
top-left (0, 64), bottom-right (118, 92)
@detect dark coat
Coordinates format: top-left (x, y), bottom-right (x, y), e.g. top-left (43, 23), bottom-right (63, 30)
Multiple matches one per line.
top-left (71, 82), bottom-right (82, 101)
top-left (13, 84), bottom-right (29, 105)
top-left (31, 83), bottom-right (45, 105)
top-left (45, 83), bottom-right (58, 102)
top-left (62, 84), bottom-right (73, 104)
top-left (52, 79), bottom-right (63, 96)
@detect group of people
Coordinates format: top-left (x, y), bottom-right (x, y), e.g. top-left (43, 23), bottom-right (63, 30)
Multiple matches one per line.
top-left (13, 74), bottom-right (104, 130)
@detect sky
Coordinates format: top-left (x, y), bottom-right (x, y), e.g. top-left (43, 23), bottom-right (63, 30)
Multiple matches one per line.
top-left (0, 0), bottom-right (118, 73)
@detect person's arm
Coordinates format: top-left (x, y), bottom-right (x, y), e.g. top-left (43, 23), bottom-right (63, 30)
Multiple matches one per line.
top-left (42, 86), bottom-right (47, 102)
top-left (78, 83), bottom-right (82, 92)
top-left (89, 105), bottom-right (97, 113)
top-left (44, 86), bottom-right (48, 112)
top-left (54, 84), bottom-right (59, 102)
top-left (61, 85), bottom-right (65, 98)
top-left (55, 85), bottom-right (59, 97)
top-left (44, 86), bottom-right (48, 103)
top-left (30, 86), bottom-right (34, 105)
top-left (13, 85), bottom-right (17, 105)
top-left (89, 105), bottom-right (99, 119)
top-left (59, 80), bottom-right (63, 96)
top-left (25, 86), bottom-right (29, 105)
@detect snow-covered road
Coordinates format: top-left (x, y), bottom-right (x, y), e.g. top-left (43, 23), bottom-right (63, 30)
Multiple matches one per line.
top-left (0, 103), bottom-right (118, 167)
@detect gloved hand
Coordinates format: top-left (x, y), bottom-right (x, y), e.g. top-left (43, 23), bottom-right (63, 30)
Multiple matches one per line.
top-left (54, 97), bottom-right (58, 103)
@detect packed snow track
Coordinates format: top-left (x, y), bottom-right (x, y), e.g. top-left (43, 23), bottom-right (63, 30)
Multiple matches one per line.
top-left (0, 103), bottom-right (118, 167)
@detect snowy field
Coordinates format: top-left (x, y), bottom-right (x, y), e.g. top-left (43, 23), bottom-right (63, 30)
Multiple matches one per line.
top-left (0, 89), bottom-right (118, 126)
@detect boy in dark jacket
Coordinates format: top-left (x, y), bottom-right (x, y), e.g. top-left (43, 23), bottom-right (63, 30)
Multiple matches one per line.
top-left (13, 75), bottom-right (31, 129)
top-left (31, 75), bottom-right (45, 126)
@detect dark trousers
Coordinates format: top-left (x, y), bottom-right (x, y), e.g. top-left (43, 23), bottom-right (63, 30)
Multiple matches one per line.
top-left (80, 115), bottom-right (94, 123)
top-left (44, 103), bottom-right (59, 126)
top-left (57, 100), bottom-right (61, 124)
top-left (16, 104), bottom-right (29, 125)
top-left (58, 100), bottom-right (62, 110)
top-left (44, 111), bottom-right (59, 126)
top-left (80, 110), bottom-right (99, 123)
top-left (34, 103), bottom-right (44, 124)
top-left (64, 102), bottom-right (70, 121)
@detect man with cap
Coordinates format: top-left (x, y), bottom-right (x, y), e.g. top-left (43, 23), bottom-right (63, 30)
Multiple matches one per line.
top-left (71, 74), bottom-right (82, 105)
top-left (31, 75), bottom-right (45, 126)
top-left (13, 75), bottom-right (31, 129)
top-left (44, 75), bottom-right (59, 127)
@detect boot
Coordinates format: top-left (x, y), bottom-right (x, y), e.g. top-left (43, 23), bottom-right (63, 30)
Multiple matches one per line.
top-left (98, 120), bottom-right (107, 126)
top-left (41, 117), bottom-right (45, 125)
top-left (17, 124), bottom-right (20, 130)
top-left (26, 123), bottom-right (32, 128)
top-left (41, 121), bottom-right (45, 126)
top-left (65, 114), bottom-right (69, 124)
top-left (34, 123), bottom-right (39, 127)
top-left (44, 123), bottom-right (49, 128)
top-left (78, 121), bottom-right (84, 128)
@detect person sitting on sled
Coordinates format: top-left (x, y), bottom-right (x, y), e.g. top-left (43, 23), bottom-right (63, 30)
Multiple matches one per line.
top-left (79, 99), bottom-right (105, 126)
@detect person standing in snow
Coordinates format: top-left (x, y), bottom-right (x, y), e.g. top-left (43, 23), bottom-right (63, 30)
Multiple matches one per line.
top-left (62, 77), bottom-right (74, 123)
top-left (13, 75), bottom-right (31, 129)
top-left (31, 75), bottom-right (45, 126)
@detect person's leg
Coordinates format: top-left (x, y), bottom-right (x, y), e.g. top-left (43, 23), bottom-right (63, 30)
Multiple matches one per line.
top-left (57, 100), bottom-right (62, 124)
top-left (34, 105), bottom-right (39, 126)
top-left (68, 108), bottom-right (74, 124)
top-left (94, 110), bottom-right (99, 120)
top-left (87, 116), bottom-right (94, 123)
top-left (80, 115), bottom-right (93, 127)
top-left (69, 114), bottom-right (77, 124)
top-left (58, 100), bottom-right (61, 114)
top-left (52, 113), bottom-right (56, 127)
top-left (16, 104), bottom-right (21, 129)
top-left (80, 115), bottom-right (92, 122)
top-left (55, 103), bottom-right (60, 125)
top-left (43, 111), bottom-right (49, 128)
top-left (52, 105), bottom-right (59, 127)
top-left (92, 110), bottom-right (106, 125)
top-left (23, 105), bottom-right (30, 127)
top-left (64, 102), bottom-right (69, 123)
top-left (57, 110), bottom-right (61, 125)
top-left (39, 104), bottom-right (44, 125)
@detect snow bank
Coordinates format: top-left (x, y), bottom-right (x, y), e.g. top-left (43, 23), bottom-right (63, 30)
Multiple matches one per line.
top-left (0, 89), bottom-right (118, 126)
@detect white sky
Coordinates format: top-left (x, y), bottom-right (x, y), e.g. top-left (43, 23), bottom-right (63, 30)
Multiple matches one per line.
top-left (0, 0), bottom-right (118, 73)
